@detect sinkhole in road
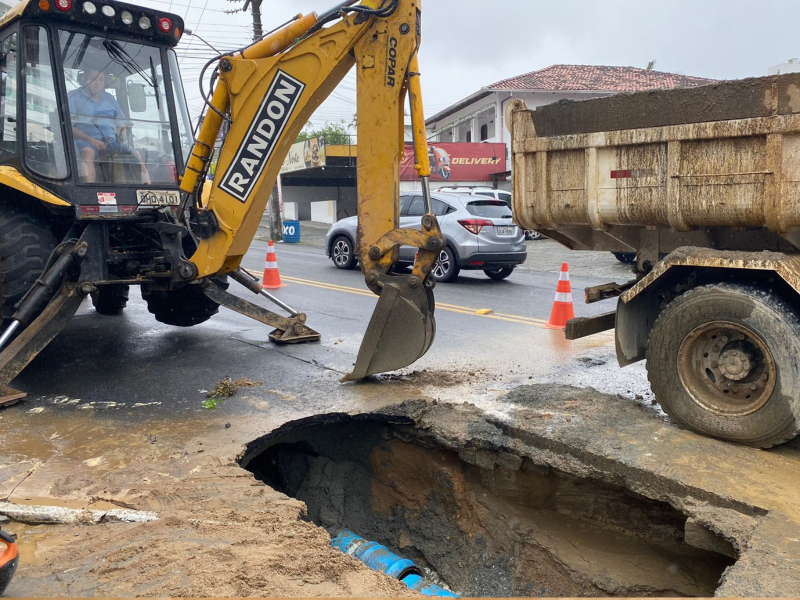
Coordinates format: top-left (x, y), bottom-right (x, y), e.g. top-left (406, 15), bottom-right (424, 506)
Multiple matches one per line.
top-left (241, 414), bottom-right (736, 597)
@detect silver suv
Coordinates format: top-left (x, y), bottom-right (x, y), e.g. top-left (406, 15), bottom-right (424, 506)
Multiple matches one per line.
top-left (325, 192), bottom-right (527, 282)
top-left (437, 186), bottom-right (542, 240)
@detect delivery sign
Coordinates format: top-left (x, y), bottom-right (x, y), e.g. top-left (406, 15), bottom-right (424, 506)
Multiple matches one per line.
top-left (400, 142), bottom-right (506, 181)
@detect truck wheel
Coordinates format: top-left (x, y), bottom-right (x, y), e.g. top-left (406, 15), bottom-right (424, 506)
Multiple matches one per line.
top-left (0, 208), bottom-right (56, 321)
top-left (91, 284), bottom-right (129, 315)
top-left (646, 283), bottom-right (800, 448)
top-left (143, 277), bottom-right (228, 327)
top-left (613, 252), bottom-right (636, 263)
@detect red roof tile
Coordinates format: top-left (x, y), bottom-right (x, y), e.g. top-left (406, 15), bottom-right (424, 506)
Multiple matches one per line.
top-left (488, 64), bottom-right (714, 92)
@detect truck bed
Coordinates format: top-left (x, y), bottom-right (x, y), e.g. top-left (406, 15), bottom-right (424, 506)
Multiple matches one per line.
top-left (509, 73), bottom-right (800, 254)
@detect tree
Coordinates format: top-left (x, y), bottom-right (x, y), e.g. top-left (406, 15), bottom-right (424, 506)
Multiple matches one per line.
top-left (646, 59), bottom-right (657, 71)
top-left (296, 121), bottom-right (352, 145)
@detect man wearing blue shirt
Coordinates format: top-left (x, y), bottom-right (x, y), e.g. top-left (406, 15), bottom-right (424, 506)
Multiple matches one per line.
top-left (68, 68), bottom-right (150, 184)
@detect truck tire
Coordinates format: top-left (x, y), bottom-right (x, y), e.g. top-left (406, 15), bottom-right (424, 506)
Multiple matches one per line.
top-left (142, 277), bottom-right (228, 327)
top-left (91, 284), bottom-right (129, 315)
top-left (613, 252), bottom-right (636, 263)
top-left (646, 283), bottom-right (800, 448)
top-left (0, 208), bottom-right (56, 321)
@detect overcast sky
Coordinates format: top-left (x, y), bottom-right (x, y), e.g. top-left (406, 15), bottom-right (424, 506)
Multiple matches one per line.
top-left (135, 0), bottom-right (800, 127)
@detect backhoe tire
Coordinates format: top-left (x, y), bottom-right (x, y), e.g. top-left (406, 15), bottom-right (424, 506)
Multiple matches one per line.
top-left (91, 284), bottom-right (130, 315)
top-left (0, 208), bottom-right (56, 321)
top-left (143, 277), bottom-right (228, 328)
top-left (646, 283), bottom-right (800, 448)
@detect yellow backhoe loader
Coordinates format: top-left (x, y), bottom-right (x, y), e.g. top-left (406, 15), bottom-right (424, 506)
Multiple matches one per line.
top-left (0, 0), bottom-right (443, 406)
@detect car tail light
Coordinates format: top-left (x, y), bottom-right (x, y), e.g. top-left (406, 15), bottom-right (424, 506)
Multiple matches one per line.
top-left (55, 0), bottom-right (71, 10)
top-left (159, 17), bottom-right (173, 32)
top-left (458, 218), bottom-right (493, 235)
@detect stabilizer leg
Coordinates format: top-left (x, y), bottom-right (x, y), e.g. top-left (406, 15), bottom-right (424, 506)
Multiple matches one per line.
top-left (0, 283), bottom-right (85, 407)
top-left (201, 280), bottom-right (321, 345)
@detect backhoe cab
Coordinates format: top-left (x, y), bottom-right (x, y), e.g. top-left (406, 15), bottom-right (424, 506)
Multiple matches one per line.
top-left (0, 0), bottom-right (442, 404)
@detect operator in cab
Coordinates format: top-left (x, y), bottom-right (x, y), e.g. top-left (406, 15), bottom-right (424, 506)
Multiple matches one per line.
top-left (68, 66), bottom-right (151, 184)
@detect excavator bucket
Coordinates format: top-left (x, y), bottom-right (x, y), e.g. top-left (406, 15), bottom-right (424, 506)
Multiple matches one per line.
top-left (344, 276), bottom-right (436, 381)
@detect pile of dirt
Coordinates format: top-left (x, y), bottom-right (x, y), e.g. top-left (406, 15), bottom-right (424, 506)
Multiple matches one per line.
top-left (379, 367), bottom-right (488, 388)
top-left (9, 458), bottom-right (414, 597)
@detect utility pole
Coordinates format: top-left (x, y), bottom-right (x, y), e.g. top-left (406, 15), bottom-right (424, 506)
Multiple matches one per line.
top-left (227, 0), bottom-right (282, 241)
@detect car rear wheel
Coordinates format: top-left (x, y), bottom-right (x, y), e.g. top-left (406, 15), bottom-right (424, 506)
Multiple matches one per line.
top-left (331, 236), bottom-right (357, 270)
top-left (484, 267), bottom-right (514, 281)
top-left (432, 246), bottom-right (459, 283)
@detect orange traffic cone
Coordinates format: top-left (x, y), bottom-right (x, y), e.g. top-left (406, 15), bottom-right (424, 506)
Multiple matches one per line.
top-left (545, 262), bottom-right (575, 329)
top-left (262, 240), bottom-right (286, 289)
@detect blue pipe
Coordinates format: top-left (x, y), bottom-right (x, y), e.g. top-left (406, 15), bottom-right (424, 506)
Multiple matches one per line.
top-left (402, 573), bottom-right (460, 597)
top-left (331, 530), bottom-right (459, 597)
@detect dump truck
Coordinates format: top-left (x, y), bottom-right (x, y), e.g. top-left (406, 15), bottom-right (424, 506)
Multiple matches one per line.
top-left (508, 74), bottom-right (800, 448)
top-left (0, 0), bottom-right (443, 406)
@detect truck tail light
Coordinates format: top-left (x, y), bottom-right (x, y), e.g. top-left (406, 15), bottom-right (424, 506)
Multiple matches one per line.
top-left (458, 218), bottom-right (493, 235)
top-left (55, 0), bottom-right (72, 11)
top-left (159, 17), bottom-right (173, 32)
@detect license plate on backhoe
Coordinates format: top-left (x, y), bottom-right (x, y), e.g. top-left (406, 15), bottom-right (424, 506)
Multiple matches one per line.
top-left (137, 190), bottom-right (181, 206)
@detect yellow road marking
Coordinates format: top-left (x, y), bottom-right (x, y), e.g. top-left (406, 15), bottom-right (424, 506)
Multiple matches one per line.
top-left (282, 275), bottom-right (549, 324)
top-left (247, 270), bottom-right (548, 328)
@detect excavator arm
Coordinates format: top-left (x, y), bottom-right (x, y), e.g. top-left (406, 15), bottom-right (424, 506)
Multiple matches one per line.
top-left (180, 0), bottom-right (443, 379)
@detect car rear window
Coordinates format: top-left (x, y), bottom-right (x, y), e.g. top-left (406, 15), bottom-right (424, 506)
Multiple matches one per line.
top-left (466, 200), bottom-right (511, 218)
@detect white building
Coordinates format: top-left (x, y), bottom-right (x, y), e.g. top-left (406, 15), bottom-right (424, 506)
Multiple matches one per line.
top-left (769, 59), bottom-right (800, 75)
top-left (426, 64), bottom-right (715, 177)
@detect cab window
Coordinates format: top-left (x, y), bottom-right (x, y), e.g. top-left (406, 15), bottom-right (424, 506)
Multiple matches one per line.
top-left (167, 49), bottom-right (193, 169)
top-left (0, 33), bottom-right (17, 157)
top-left (23, 27), bottom-right (68, 178)
top-left (60, 31), bottom-right (178, 185)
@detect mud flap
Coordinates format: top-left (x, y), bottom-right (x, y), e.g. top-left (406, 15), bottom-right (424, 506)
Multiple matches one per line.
top-left (344, 276), bottom-right (435, 381)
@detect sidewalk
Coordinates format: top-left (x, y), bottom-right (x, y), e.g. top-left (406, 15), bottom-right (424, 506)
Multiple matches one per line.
top-left (255, 216), bottom-right (330, 247)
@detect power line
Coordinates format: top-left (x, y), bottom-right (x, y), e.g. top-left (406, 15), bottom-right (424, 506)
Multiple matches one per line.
top-left (139, 0), bottom-right (242, 14)
top-left (178, 0), bottom-right (211, 67)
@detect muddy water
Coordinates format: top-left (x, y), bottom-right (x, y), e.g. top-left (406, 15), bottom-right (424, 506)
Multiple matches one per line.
top-left (244, 417), bottom-right (735, 597)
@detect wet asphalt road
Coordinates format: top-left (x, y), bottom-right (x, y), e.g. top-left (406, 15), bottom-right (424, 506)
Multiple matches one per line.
top-left (10, 239), bottom-right (648, 420)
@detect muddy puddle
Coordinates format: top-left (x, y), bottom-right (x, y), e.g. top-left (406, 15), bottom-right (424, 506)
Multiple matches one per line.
top-left (242, 414), bottom-right (736, 598)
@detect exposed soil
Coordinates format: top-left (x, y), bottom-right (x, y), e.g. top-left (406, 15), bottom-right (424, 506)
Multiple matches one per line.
top-left (376, 368), bottom-right (486, 388)
top-left (6, 385), bottom-right (800, 597)
top-left (7, 458), bottom-right (414, 597)
top-left (244, 416), bottom-right (735, 597)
